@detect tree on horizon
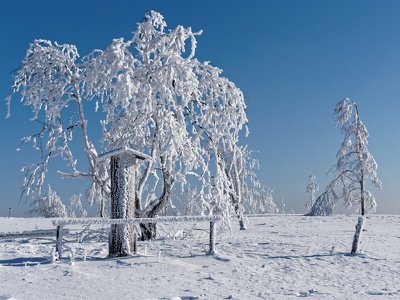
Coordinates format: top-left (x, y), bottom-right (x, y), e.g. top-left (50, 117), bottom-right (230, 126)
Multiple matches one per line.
top-left (307, 98), bottom-right (382, 216)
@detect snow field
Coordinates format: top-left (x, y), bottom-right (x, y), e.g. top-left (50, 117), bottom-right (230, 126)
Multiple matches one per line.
top-left (0, 215), bottom-right (400, 299)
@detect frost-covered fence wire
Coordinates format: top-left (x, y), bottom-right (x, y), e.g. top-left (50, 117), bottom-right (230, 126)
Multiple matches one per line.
top-left (0, 229), bottom-right (70, 239)
top-left (156, 222), bottom-right (211, 240)
top-left (53, 215), bottom-right (222, 259)
top-left (68, 225), bottom-right (108, 243)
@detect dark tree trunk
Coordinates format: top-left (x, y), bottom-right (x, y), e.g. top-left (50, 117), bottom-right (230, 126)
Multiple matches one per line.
top-left (99, 192), bottom-right (105, 218)
top-left (360, 170), bottom-right (365, 216)
top-left (221, 157), bottom-right (246, 230)
top-left (139, 222), bottom-right (158, 240)
top-left (232, 195), bottom-right (246, 230)
top-left (139, 162), bottom-right (173, 241)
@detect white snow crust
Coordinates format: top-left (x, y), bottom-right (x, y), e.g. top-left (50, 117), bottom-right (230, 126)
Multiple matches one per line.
top-left (96, 147), bottom-right (151, 162)
top-left (1, 214), bottom-right (400, 299)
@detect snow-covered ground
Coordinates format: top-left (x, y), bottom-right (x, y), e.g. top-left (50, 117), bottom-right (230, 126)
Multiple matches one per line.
top-left (0, 214), bottom-right (399, 299)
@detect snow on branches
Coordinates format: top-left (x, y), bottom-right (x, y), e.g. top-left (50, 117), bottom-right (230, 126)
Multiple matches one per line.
top-left (7, 11), bottom-right (256, 233)
top-left (26, 185), bottom-right (67, 218)
top-left (6, 40), bottom-right (80, 120)
top-left (305, 175), bottom-right (319, 213)
top-left (308, 98), bottom-right (381, 216)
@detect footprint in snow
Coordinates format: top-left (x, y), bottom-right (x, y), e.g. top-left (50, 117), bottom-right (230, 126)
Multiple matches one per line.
top-left (297, 290), bottom-right (319, 297)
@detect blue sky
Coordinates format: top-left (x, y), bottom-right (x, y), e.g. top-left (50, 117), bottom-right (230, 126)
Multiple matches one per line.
top-left (1, 0), bottom-right (399, 217)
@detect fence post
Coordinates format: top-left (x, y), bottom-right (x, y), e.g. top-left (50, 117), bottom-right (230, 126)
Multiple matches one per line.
top-left (56, 224), bottom-right (64, 260)
top-left (209, 221), bottom-right (216, 255)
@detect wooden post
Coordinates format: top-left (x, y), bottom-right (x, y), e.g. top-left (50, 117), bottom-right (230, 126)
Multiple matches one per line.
top-left (209, 221), bottom-right (216, 255)
top-left (109, 151), bottom-right (136, 257)
top-left (56, 225), bottom-right (63, 260)
top-left (96, 147), bottom-right (149, 257)
top-left (351, 216), bottom-right (365, 254)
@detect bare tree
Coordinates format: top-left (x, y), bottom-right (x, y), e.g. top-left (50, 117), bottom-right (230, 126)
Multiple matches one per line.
top-left (308, 98), bottom-right (382, 216)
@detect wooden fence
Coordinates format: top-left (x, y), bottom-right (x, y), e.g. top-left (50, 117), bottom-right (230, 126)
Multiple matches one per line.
top-left (53, 215), bottom-right (222, 259)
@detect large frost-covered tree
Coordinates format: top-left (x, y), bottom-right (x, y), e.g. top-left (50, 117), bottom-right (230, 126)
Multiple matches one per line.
top-left (7, 11), bottom-right (255, 239)
top-left (308, 98), bottom-right (382, 216)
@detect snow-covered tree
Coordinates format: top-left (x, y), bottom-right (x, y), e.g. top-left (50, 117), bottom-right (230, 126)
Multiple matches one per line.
top-left (68, 194), bottom-right (88, 218)
top-left (305, 175), bottom-right (319, 213)
top-left (217, 145), bottom-right (260, 229)
top-left (7, 11), bottom-right (253, 239)
top-left (245, 187), bottom-right (280, 214)
top-left (26, 185), bottom-right (67, 217)
top-left (182, 185), bottom-right (200, 216)
top-left (280, 196), bottom-right (286, 213)
top-left (308, 98), bottom-right (382, 216)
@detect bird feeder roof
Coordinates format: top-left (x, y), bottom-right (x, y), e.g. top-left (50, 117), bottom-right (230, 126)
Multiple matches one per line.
top-left (96, 146), bottom-right (151, 162)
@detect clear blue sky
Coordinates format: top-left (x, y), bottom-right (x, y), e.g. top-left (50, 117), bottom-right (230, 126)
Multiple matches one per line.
top-left (1, 0), bottom-right (399, 217)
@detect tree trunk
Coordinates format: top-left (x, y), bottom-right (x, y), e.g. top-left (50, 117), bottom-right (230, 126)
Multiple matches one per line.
top-left (209, 221), bottom-right (216, 254)
top-left (351, 216), bottom-right (365, 254)
top-left (100, 191), bottom-right (105, 218)
top-left (229, 193), bottom-right (246, 230)
top-left (360, 170), bottom-right (365, 216)
top-left (238, 218), bottom-right (246, 230)
top-left (139, 222), bottom-right (158, 241)
top-left (139, 163), bottom-right (173, 241)
top-left (109, 153), bottom-right (136, 257)
top-left (233, 198), bottom-right (246, 230)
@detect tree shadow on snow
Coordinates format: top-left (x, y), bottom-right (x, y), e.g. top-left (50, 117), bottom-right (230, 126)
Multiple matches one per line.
top-left (0, 256), bottom-right (51, 267)
top-left (266, 253), bottom-right (342, 260)
top-left (266, 252), bottom-right (381, 261)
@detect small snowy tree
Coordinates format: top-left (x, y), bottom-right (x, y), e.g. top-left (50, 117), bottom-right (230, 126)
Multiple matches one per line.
top-left (308, 98), bottom-right (382, 216)
top-left (217, 145), bottom-right (260, 229)
top-left (305, 175), bottom-right (319, 213)
top-left (246, 187), bottom-right (280, 214)
top-left (182, 185), bottom-right (200, 216)
top-left (280, 196), bottom-right (286, 213)
top-left (7, 10), bottom-right (254, 239)
top-left (26, 185), bottom-right (67, 217)
top-left (68, 194), bottom-right (87, 218)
